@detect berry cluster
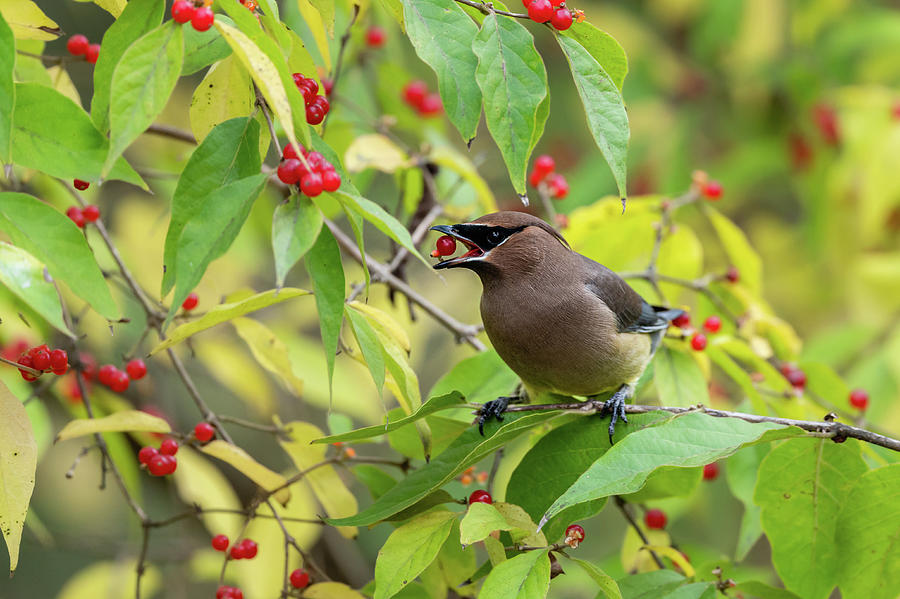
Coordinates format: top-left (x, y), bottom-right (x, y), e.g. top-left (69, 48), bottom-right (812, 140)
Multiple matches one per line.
top-left (16, 345), bottom-right (68, 381)
top-left (216, 586), bottom-right (243, 599)
top-left (66, 34), bottom-right (100, 64)
top-left (95, 358), bottom-right (146, 393)
top-left (276, 143), bottom-right (342, 196)
top-left (458, 466), bottom-right (489, 486)
top-left (431, 235), bottom-right (456, 258)
top-left (644, 508), bottom-right (667, 529)
top-left (702, 462), bottom-right (720, 481)
top-left (290, 568), bottom-right (311, 589)
top-left (467, 489), bottom-right (492, 505)
top-left (138, 439), bottom-right (178, 476)
top-left (529, 154), bottom-right (569, 199)
top-left (66, 204), bottom-right (100, 228)
top-left (849, 388), bottom-right (869, 411)
top-left (564, 523), bottom-right (585, 548)
top-left (402, 81), bottom-right (443, 117)
top-left (779, 363), bottom-right (807, 390)
top-left (524, 0), bottom-right (574, 30)
top-left (230, 538), bottom-right (258, 560)
top-left (366, 26), bottom-right (386, 48)
top-left (182, 292), bottom-right (199, 311)
top-left (293, 73), bottom-right (330, 125)
top-left (171, 1), bottom-right (215, 32)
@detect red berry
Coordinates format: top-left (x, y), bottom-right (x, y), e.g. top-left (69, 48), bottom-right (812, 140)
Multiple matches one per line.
top-left (786, 368), bottom-right (807, 389)
top-left (138, 446), bottom-right (158, 465)
top-left (148, 454), bottom-right (175, 476)
top-left (109, 369), bottom-right (130, 393)
top-left (85, 44), bottom-right (100, 64)
top-left (290, 568), bottom-right (310, 589)
top-left (725, 266), bottom-right (739, 283)
top-left (230, 543), bottom-right (247, 560)
top-left (216, 587), bottom-right (229, 599)
top-left (301, 77), bottom-right (319, 96)
top-left (49, 349), bottom-right (68, 374)
top-left (672, 312), bottom-right (690, 328)
top-left (298, 82), bottom-right (318, 104)
top-left (548, 174), bottom-right (569, 199)
top-left (126, 358), bottom-right (147, 380)
top-left (80, 353), bottom-right (97, 381)
top-left (892, 102), bottom-right (900, 120)
top-left (703, 315), bottom-right (722, 334)
top-left (98, 364), bottom-right (117, 386)
top-left (690, 333), bottom-right (707, 351)
top-left (313, 95), bottom-right (330, 114)
top-left (468, 489), bottom-right (492, 505)
top-left (300, 172), bottom-right (324, 197)
top-left (533, 154), bottom-right (555, 177)
top-left (159, 439), bottom-right (179, 456)
top-left (182, 292), bottom-right (199, 311)
top-left (171, 0), bottom-right (196, 23)
top-left (788, 133), bottom-right (813, 170)
top-left (191, 6), bottom-right (215, 32)
top-left (565, 524), bottom-right (585, 545)
top-left (66, 206), bottom-right (85, 228)
top-left (239, 539), bottom-right (258, 559)
top-left (849, 388), bottom-right (869, 410)
top-left (527, 0), bottom-right (554, 23)
top-left (211, 534), bottom-right (229, 551)
top-left (31, 350), bottom-right (51, 371)
top-left (813, 103), bottom-right (839, 145)
top-left (73, 179), bottom-right (90, 191)
top-left (435, 235), bottom-right (456, 257)
top-left (67, 34), bottom-right (89, 56)
top-left (306, 103), bottom-right (325, 125)
top-left (529, 169), bottom-right (547, 187)
top-left (550, 7), bottom-right (573, 30)
top-left (82, 205), bottom-right (100, 222)
top-left (702, 462), bottom-right (720, 481)
top-left (282, 143), bottom-right (302, 160)
top-left (277, 158), bottom-right (302, 185)
top-left (419, 93), bottom-right (443, 116)
top-left (403, 80), bottom-right (428, 108)
top-left (321, 169), bottom-right (342, 192)
top-left (194, 422), bottom-right (215, 442)
top-left (645, 508), bottom-right (667, 529)
top-left (322, 77), bottom-right (333, 96)
top-left (365, 26), bottom-right (386, 48)
top-left (701, 180), bottom-right (723, 200)
top-left (17, 355), bottom-right (38, 381)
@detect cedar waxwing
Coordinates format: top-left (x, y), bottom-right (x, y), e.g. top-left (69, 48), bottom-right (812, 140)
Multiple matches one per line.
top-left (431, 211), bottom-right (684, 442)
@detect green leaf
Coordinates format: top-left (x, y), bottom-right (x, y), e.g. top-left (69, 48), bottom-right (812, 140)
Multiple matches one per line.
top-left (329, 411), bottom-right (559, 527)
top-left (183, 20), bottom-right (232, 75)
top-left (556, 34), bottom-right (629, 200)
top-left (149, 288), bottom-right (311, 354)
top-left (0, 380), bottom-right (37, 575)
top-left (755, 438), bottom-right (868, 599)
top-left (732, 581), bottom-right (801, 599)
top-left (617, 571), bottom-right (685, 599)
top-left (55, 410), bottom-right (171, 442)
top-left (561, 23), bottom-right (628, 91)
top-left (401, 0), bottom-right (481, 141)
top-left (168, 172), bottom-right (270, 324)
top-left (0, 0), bottom-right (59, 40)
top-left (0, 242), bottom-right (71, 337)
top-left (0, 10), bottom-right (14, 163)
top-left (429, 350), bottom-right (519, 407)
top-left (724, 444), bottom-right (769, 560)
top-left (231, 317), bottom-right (304, 396)
top-left (104, 21), bottom-right (183, 177)
top-left (304, 227), bottom-right (345, 397)
top-left (622, 466), bottom-right (702, 502)
top-left (314, 392), bottom-right (465, 444)
top-left (477, 548), bottom-right (550, 599)
top-left (189, 54), bottom-right (254, 146)
top-left (565, 557), bottom-right (622, 599)
top-left (0, 192), bottom-right (118, 319)
top-left (373, 510), bottom-right (457, 599)
top-left (660, 583), bottom-right (716, 599)
top-left (460, 502), bottom-right (513, 546)
top-left (706, 346), bottom-right (763, 411)
top-left (653, 344), bottom-right (710, 407)
top-left (473, 13), bottom-right (548, 196)
top-left (540, 413), bottom-right (798, 527)
top-left (836, 464), bottom-right (900, 599)
top-left (705, 207), bottom-right (762, 294)
top-left (272, 195), bottom-right (323, 288)
top-left (344, 305), bottom-right (386, 395)
top-left (90, 0), bottom-right (164, 133)
top-left (800, 361), bottom-right (851, 413)
top-left (384, 490), bottom-right (458, 523)
top-left (11, 83), bottom-right (145, 187)
top-left (162, 116), bottom-right (262, 296)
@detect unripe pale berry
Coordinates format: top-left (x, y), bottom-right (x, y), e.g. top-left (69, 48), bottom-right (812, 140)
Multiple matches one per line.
top-left (468, 489), bottom-right (492, 505)
top-left (645, 508), bottom-right (667, 529)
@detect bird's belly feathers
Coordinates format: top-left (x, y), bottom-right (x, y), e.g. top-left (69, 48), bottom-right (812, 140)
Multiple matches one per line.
top-left (480, 289), bottom-right (652, 397)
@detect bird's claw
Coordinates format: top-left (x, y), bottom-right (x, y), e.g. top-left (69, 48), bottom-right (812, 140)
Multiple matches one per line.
top-left (477, 396), bottom-right (512, 436)
top-left (598, 387), bottom-right (630, 445)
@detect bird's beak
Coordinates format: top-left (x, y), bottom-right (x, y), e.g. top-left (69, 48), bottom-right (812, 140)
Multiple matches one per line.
top-left (429, 224), bottom-right (486, 270)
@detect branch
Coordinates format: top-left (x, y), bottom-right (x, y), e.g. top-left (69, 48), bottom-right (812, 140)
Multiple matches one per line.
top-left (499, 402), bottom-right (900, 452)
top-left (614, 497), bottom-right (666, 570)
top-left (144, 123), bottom-right (197, 144)
top-left (452, 0), bottom-right (530, 19)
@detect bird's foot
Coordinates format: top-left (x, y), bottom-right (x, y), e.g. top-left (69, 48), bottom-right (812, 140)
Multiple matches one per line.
top-left (477, 395), bottom-right (521, 436)
top-left (596, 385), bottom-right (632, 445)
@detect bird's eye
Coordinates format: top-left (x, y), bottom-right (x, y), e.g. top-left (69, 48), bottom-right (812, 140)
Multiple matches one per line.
top-left (488, 230), bottom-right (503, 243)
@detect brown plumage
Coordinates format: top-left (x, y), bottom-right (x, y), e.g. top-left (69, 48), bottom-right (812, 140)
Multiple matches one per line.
top-left (431, 211), bottom-right (683, 440)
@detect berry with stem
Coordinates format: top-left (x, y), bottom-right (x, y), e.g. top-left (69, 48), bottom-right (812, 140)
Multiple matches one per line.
top-left (468, 489), bottom-right (492, 505)
top-left (171, 0), bottom-right (196, 23)
top-left (194, 421), bottom-right (215, 442)
top-left (82, 205), bottom-right (100, 222)
top-left (550, 7), bottom-right (574, 31)
top-left (138, 446), bottom-right (158, 465)
top-left (191, 6), bottom-right (215, 32)
top-left (527, 0), bottom-right (554, 23)
top-left (290, 569), bottom-right (310, 589)
top-left (433, 235), bottom-right (457, 257)
top-left (211, 534), bottom-right (229, 551)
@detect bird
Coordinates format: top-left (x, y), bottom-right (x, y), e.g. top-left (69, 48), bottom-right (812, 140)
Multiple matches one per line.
top-left (430, 211), bottom-right (684, 443)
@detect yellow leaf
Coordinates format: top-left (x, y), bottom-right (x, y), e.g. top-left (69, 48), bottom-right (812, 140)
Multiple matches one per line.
top-left (46, 66), bottom-right (81, 108)
top-left (0, 380), bottom-right (37, 575)
top-left (304, 582), bottom-right (368, 599)
top-left (0, 0), bottom-right (60, 40)
top-left (55, 410), bottom-right (171, 442)
top-left (493, 502), bottom-right (546, 547)
top-left (347, 301), bottom-right (410, 353)
top-left (621, 524), bottom-right (669, 573)
top-left (195, 339), bottom-right (277, 416)
top-left (344, 134), bottom-right (410, 174)
top-left (286, 26), bottom-right (321, 91)
top-left (232, 317), bottom-right (304, 396)
top-left (200, 440), bottom-right (291, 505)
top-left (295, 0), bottom-right (331, 71)
top-left (151, 288), bottom-right (311, 354)
top-left (72, 0), bottom-right (126, 18)
top-left (644, 544), bottom-right (695, 577)
top-left (189, 55), bottom-right (254, 145)
top-left (56, 560), bottom-right (160, 599)
top-left (212, 20), bottom-right (304, 156)
top-left (430, 146), bottom-right (498, 215)
top-left (172, 447), bottom-right (244, 538)
top-left (279, 420), bottom-right (358, 538)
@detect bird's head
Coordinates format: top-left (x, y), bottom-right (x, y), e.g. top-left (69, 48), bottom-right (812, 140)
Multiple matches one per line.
top-left (430, 211), bottom-right (570, 277)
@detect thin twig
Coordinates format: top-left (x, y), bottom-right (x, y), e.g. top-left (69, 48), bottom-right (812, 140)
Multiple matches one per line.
top-left (0, 354), bottom-right (41, 375)
top-left (144, 123), bottom-right (197, 144)
top-left (322, 3), bottom-right (360, 136)
top-left (614, 496), bottom-right (666, 570)
top-left (217, 414), bottom-right (289, 435)
top-left (452, 0), bottom-right (530, 19)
